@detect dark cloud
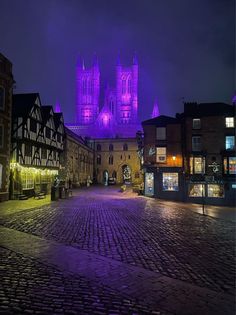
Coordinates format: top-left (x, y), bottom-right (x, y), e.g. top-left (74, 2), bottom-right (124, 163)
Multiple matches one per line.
top-left (0, 0), bottom-right (234, 122)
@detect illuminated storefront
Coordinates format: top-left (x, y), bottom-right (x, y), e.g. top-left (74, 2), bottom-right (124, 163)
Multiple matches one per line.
top-left (162, 173), bottom-right (178, 191)
top-left (145, 172), bottom-right (154, 196)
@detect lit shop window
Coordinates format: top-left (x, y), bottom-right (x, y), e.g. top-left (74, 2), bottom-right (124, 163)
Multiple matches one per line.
top-left (189, 184), bottom-right (205, 197)
top-left (162, 173), bottom-right (178, 191)
top-left (224, 157), bottom-right (236, 175)
top-left (145, 172), bottom-right (154, 196)
top-left (225, 117), bottom-right (234, 128)
top-left (156, 147), bottom-right (166, 163)
top-left (190, 157), bottom-right (205, 174)
top-left (207, 184), bottom-right (224, 198)
top-left (192, 118), bottom-right (201, 129)
top-left (225, 136), bottom-right (235, 150)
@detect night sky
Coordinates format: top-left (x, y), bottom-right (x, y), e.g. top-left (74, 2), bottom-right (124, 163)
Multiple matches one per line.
top-left (1, 0), bottom-right (235, 123)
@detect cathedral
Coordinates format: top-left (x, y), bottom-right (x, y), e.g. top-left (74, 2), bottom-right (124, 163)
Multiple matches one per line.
top-left (67, 54), bottom-right (143, 138)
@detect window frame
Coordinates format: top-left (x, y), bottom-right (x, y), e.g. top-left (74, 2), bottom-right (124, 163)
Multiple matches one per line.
top-left (156, 147), bottom-right (166, 163)
top-left (192, 136), bottom-right (202, 151)
top-left (156, 127), bottom-right (166, 140)
top-left (192, 118), bottom-right (201, 130)
top-left (225, 136), bottom-right (235, 150)
top-left (225, 117), bottom-right (234, 128)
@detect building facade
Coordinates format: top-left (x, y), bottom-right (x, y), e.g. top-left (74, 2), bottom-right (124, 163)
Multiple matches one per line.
top-left (183, 102), bottom-right (236, 206)
top-left (68, 54), bottom-right (141, 138)
top-left (60, 127), bottom-right (94, 187)
top-left (142, 116), bottom-right (184, 201)
top-left (0, 53), bottom-right (14, 201)
top-left (142, 103), bottom-right (236, 206)
top-left (10, 93), bottom-right (64, 199)
top-left (94, 138), bottom-right (142, 185)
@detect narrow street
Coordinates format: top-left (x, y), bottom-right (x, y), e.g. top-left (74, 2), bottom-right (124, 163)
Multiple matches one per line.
top-left (0, 187), bottom-right (235, 314)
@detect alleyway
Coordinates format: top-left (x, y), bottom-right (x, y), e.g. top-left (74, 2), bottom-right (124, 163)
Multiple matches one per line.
top-left (0, 186), bottom-right (235, 314)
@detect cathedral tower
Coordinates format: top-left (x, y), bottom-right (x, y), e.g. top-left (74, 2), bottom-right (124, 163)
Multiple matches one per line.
top-left (116, 53), bottom-right (138, 125)
top-left (76, 55), bottom-right (100, 124)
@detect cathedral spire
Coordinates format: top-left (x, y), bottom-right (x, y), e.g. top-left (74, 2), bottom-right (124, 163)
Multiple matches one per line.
top-left (152, 99), bottom-right (160, 118)
top-left (54, 100), bottom-right (61, 113)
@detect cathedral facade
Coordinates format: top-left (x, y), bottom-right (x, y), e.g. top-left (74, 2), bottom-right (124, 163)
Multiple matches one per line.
top-left (67, 54), bottom-right (142, 138)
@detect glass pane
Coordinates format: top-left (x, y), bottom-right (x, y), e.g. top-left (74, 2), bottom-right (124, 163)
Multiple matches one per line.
top-left (162, 173), bottom-right (178, 191)
top-left (189, 184), bottom-right (205, 197)
top-left (229, 157), bottom-right (236, 174)
top-left (145, 172), bottom-right (154, 196)
top-left (208, 184), bottom-right (224, 198)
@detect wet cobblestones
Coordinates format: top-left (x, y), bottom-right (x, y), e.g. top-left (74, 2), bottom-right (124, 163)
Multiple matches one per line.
top-left (1, 188), bottom-right (235, 296)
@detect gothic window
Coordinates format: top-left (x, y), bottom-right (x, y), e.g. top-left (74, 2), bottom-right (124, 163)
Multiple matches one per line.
top-left (97, 154), bottom-right (101, 165)
top-left (82, 79), bottom-right (86, 95)
top-left (110, 100), bottom-right (114, 114)
top-left (122, 79), bottom-right (126, 94)
top-left (127, 78), bottom-right (131, 94)
top-left (87, 79), bottom-right (92, 94)
top-left (123, 143), bottom-right (128, 151)
top-left (109, 155), bottom-right (113, 165)
top-left (97, 144), bottom-right (101, 151)
top-left (109, 144), bottom-right (113, 151)
top-left (112, 171), bottom-right (117, 178)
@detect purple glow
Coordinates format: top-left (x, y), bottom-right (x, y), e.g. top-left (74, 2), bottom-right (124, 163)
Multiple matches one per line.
top-left (54, 100), bottom-right (61, 113)
top-left (71, 54), bottom-right (141, 138)
top-left (152, 99), bottom-right (160, 118)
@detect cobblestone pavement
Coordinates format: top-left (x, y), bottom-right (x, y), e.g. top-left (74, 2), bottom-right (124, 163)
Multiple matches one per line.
top-left (0, 186), bottom-right (235, 314)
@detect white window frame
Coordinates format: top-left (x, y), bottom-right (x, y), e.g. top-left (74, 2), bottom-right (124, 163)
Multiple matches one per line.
top-left (156, 147), bottom-right (166, 163)
top-left (225, 117), bottom-right (234, 128)
top-left (192, 118), bottom-right (201, 129)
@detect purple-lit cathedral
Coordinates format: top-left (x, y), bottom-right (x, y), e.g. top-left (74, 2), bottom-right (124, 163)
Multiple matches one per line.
top-left (67, 54), bottom-right (142, 138)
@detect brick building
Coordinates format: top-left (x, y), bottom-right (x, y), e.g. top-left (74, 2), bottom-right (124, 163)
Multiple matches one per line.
top-left (142, 116), bottom-right (184, 200)
top-left (0, 53), bottom-right (14, 201)
top-left (183, 102), bottom-right (236, 206)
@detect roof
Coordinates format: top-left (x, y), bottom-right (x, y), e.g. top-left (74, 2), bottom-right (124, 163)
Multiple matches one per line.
top-left (41, 105), bottom-right (53, 122)
top-left (65, 126), bottom-right (87, 145)
top-left (54, 112), bottom-right (64, 129)
top-left (184, 102), bottom-right (235, 117)
top-left (142, 115), bottom-right (179, 127)
top-left (12, 93), bottom-right (40, 117)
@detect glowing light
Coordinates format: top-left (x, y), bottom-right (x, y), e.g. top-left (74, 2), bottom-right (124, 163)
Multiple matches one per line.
top-left (10, 162), bottom-right (58, 175)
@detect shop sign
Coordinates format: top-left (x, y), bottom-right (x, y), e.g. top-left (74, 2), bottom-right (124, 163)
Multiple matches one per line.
top-left (208, 162), bottom-right (220, 173)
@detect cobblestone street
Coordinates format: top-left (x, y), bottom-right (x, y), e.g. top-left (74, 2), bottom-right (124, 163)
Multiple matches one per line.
top-left (0, 186), bottom-right (235, 314)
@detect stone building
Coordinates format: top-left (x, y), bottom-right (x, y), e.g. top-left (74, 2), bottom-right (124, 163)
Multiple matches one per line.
top-left (94, 138), bottom-right (141, 185)
top-left (60, 127), bottom-right (94, 187)
top-left (0, 53), bottom-right (14, 201)
top-left (142, 115), bottom-right (184, 200)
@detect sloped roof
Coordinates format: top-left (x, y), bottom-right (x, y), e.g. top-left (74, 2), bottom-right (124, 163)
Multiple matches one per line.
top-left (65, 126), bottom-right (86, 145)
top-left (142, 115), bottom-right (179, 127)
top-left (13, 93), bottom-right (40, 117)
top-left (41, 105), bottom-right (54, 122)
top-left (54, 112), bottom-right (64, 130)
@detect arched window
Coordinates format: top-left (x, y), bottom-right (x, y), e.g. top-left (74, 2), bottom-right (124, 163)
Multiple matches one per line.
top-left (109, 155), bottom-right (113, 165)
top-left (109, 144), bottom-right (113, 151)
top-left (123, 143), bottom-right (128, 151)
top-left (122, 79), bottom-right (126, 94)
top-left (97, 154), bottom-right (101, 165)
top-left (110, 100), bottom-right (114, 114)
top-left (127, 78), bottom-right (131, 94)
top-left (97, 144), bottom-right (101, 151)
top-left (87, 79), bottom-right (92, 94)
top-left (112, 170), bottom-right (117, 178)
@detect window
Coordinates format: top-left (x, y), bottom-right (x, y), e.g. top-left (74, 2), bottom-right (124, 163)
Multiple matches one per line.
top-left (109, 144), bottom-right (113, 151)
top-left (162, 173), bottom-right (178, 191)
top-left (30, 119), bottom-right (37, 133)
top-left (25, 144), bottom-right (32, 156)
top-left (192, 118), bottom-right (201, 129)
top-left (225, 117), bottom-right (234, 128)
top-left (82, 79), bottom-right (86, 95)
top-left (109, 155), bottom-right (113, 165)
top-left (41, 148), bottom-right (47, 159)
top-left (127, 79), bottom-right (131, 94)
top-left (190, 157), bottom-right (205, 174)
top-left (122, 79), bottom-right (126, 94)
top-left (189, 184), bottom-right (205, 197)
top-left (128, 155), bottom-right (130, 159)
top-left (192, 136), bottom-right (202, 151)
top-left (156, 147), bottom-right (166, 163)
top-left (224, 157), bottom-right (236, 175)
top-left (156, 127), bottom-right (166, 140)
top-left (225, 136), bottom-right (235, 150)
top-left (0, 125), bottom-right (3, 148)
top-left (145, 172), bottom-right (154, 196)
top-left (46, 127), bottom-right (51, 139)
top-left (97, 144), bottom-right (101, 151)
top-left (97, 154), bottom-right (101, 165)
top-left (21, 172), bottom-right (34, 189)
top-left (0, 86), bottom-right (5, 110)
top-left (123, 143), bottom-right (128, 151)
top-left (208, 184), bottom-right (224, 198)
